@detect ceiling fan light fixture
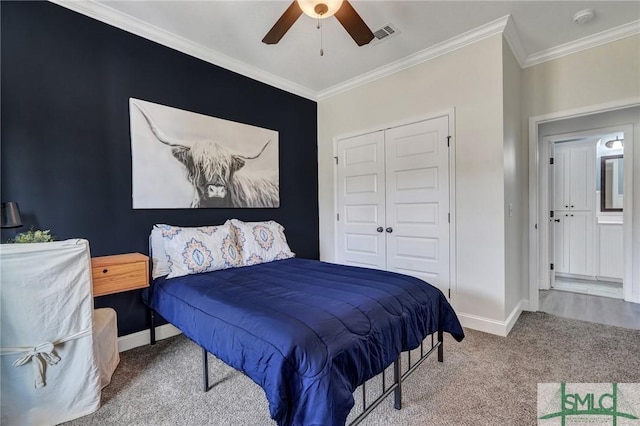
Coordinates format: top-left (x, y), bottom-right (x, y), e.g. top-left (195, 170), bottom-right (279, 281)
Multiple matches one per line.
top-left (262, 0), bottom-right (373, 47)
top-left (298, 0), bottom-right (344, 19)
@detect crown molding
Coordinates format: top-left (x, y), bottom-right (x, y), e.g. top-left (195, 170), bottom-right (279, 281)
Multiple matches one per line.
top-left (524, 20), bottom-right (640, 67)
top-left (48, 0), bottom-right (318, 101)
top-left (502, 15), bottom-right (527, 68)
top-left (317, 15), bottom-right (511, 100)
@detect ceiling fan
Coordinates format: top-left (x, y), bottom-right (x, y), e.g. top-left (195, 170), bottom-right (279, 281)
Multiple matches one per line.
top-left (262, 0), bottom-right (374, 47)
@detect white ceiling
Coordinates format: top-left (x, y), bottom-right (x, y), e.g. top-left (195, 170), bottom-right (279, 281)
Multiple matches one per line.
top-left (53, 1), bottom-right (640, 100)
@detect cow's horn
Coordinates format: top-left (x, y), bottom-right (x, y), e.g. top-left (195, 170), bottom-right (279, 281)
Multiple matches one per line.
top-left (133, 102), bottom-right (189, 149)
top-left (238, 139), bottom-right (271, 160)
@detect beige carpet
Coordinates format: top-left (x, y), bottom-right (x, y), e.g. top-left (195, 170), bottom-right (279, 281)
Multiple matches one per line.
top-left (63, 312), bottom-right (640, 425)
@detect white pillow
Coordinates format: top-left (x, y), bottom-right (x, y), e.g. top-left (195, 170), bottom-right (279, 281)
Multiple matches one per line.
top-left (158, 222), bottom-right (243, 279)
top-left (229, 219), bottom-right (295, 266)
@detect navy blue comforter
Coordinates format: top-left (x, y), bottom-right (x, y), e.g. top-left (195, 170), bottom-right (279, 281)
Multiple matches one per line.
top-left (146, 258), bottom-right (464, 426)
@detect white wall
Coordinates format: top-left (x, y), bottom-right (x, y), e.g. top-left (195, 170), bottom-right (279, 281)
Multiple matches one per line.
top-left (502, 38), bottom-right (525, 318)
top-left (522, 36), bottom-right (640, 118)
top-left (318, 35), bottom-right (507, 323)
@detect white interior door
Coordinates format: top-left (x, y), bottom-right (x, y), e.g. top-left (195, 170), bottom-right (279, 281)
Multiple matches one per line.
top-left (568, 211), bottom-right (594, 276)
top-left (553, 142), bottom-right (571, 275)
top-left (549, 141), bottom-right (556, 288)
top-left (336, 131), bottom-right (386, 269)
top-left (385, 116), bottom-right (450, 293)
top-left (551, 139), bottom-right (596, 279)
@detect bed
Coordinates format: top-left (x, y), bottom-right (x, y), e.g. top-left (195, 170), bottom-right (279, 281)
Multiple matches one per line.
top-left (144, 221), bottom-right (464, 426)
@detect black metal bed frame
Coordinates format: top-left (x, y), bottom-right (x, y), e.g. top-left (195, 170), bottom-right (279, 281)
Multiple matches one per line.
top-left (348, 328), bottom-right (443, 425)
top-left (151, 307), bottom-right (443, 425)
top-left (147, 240), bottom-right (444, 424)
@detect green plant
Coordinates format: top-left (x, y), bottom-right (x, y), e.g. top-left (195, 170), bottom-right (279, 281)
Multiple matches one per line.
top-left (9, 227), bottom-right (55, 243)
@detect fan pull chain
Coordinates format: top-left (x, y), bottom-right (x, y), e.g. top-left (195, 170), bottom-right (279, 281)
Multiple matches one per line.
top-left (318, 16), bottom-right (324, 56)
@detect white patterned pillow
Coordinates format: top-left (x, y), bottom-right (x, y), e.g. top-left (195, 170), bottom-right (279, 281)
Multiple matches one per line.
top-left (158, 223), bottom-right (243, 279)
top-left (229, 219), bottom-right (295, 266)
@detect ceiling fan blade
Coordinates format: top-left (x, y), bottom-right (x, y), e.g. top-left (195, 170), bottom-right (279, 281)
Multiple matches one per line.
top-left (262, 1), bottom-right (303, 45)
top-left (334, 0), bottom-right (374, 46)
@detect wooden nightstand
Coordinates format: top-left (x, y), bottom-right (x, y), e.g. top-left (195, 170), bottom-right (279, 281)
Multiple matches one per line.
top-left (91, 253), bottom-right (149, 297)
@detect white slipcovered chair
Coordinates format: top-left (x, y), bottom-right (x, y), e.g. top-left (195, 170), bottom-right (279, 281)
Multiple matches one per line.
top-left (0, 239), bottom-right (119, 425)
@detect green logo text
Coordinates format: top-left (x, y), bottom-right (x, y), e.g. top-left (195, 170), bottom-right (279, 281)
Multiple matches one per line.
top-left (539, 383), bottom-right (639, 425)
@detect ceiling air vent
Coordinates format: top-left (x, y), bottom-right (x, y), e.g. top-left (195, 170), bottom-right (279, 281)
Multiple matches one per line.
top-left (372, 24), bottom-right (400, 44)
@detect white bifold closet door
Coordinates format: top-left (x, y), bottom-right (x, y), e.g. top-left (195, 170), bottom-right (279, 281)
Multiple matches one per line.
top-left (336, 116), bottom-right (450, 294)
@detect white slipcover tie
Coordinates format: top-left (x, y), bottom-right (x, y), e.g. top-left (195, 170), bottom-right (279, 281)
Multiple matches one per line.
top-left (0, 327), bottom-right (92, 388)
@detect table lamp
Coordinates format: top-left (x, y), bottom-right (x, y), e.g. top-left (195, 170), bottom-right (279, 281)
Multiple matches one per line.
top-left (1, 202), bottom-right (23, 228)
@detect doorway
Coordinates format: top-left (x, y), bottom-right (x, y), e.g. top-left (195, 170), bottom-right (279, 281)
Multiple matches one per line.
top-left (545, 127), bottom-right (626, 299)
top-left (528, 101), bottom-right (638, 312)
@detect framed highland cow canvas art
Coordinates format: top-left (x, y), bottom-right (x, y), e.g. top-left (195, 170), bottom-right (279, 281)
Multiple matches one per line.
top-left (130, 98), bottom-right (279, 209)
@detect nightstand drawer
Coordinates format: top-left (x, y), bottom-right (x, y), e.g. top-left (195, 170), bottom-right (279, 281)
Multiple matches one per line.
top-left (92, 253), bottom-right (149, 297)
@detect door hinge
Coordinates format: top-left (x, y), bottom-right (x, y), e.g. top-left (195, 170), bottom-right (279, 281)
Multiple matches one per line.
top-left (334, 156), bottom-right (338, 165)
top-left (337, 213), bottom-right (339, 221)
top-left (448, 288), bottom-right (451, 298)
top-left (550, 210), bottom-right (554, 218)
top-left (550, 263), bottom-right (554, 271)
top-left (447, 136), bottom-right (451, 147)
top-left (448, 213), bottom-right (450, 223)
top-left (549, 157), bottom-right (554, 165)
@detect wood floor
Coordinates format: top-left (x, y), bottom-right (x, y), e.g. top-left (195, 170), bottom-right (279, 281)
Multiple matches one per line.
top-left (539, 289), bottom-right (640, 330)
top-left (553, 276), bottom-right (623, 299)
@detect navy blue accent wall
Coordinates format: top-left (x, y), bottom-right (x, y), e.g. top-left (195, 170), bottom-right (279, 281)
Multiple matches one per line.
top-left (1, 1), bottom-right (319, 336)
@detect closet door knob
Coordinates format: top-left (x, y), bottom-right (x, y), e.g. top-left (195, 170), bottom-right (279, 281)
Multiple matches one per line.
top-left (386, 227), bottom-right (393, 233)
top-left (376, 227), bottom-right (383, 233)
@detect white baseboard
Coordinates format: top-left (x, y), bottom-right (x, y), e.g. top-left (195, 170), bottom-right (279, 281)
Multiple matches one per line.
top-left (504, 299), bottom-right (526, 335)
top-left (117, 324), bottom-right (182, 353)
top-left (457, 299), bottom-right (526, 337)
